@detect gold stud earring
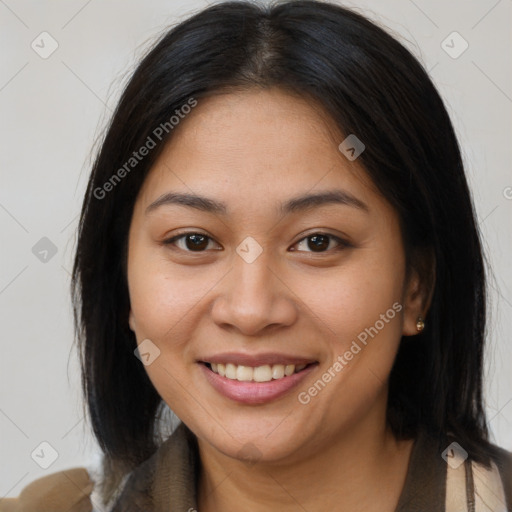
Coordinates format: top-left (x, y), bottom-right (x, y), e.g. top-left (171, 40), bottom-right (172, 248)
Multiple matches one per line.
top-left (416, 316), bottom-right (425, 332)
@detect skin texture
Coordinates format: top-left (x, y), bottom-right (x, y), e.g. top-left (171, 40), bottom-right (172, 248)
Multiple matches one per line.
top-left (127, 88), bottom-right (429, 512)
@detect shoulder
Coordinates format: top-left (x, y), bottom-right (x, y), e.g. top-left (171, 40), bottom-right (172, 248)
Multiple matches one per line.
top-left (110, 422), bottom-right (199, 511)
top-left (396, 428), bottom-right (512, 511)
top-left (0, 467), bottom-right (94, 512)
top-left (444, 438), bottom-right (512, 512)
top-left (484, 444), bottom-right (512, 509)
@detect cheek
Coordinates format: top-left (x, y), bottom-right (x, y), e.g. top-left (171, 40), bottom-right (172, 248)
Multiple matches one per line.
top-left (325, 251), bottom-right (405, 398)
top-left (292, 246), bottom-right (404, 341)
top-left (292, 240), bottom-right (405, 413)
top-left (127, 240), bottom-right (205, 341)
top-left (127, 243), bottom-right (200, 410)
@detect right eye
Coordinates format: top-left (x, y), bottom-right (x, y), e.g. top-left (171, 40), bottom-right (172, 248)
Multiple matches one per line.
top-left (163, 232), bottom-right (222, 252)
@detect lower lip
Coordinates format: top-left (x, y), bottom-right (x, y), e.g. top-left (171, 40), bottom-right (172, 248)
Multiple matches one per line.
top-left (199, 363), bottom-right (317, 405)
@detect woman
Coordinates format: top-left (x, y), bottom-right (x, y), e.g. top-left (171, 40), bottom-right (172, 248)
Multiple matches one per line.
top-left (3, 1), bottom-right (510, 511)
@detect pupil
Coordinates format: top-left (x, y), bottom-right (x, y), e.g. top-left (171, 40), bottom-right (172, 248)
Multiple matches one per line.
top-left (309, 235), bottom-right (329, 252)
top-left (186, 234), bottom-right (208, 251)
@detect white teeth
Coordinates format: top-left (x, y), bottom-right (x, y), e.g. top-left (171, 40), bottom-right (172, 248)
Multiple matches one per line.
top-left (284, 364), bottom-right (295, 376)
top-left (225, 363), bottom-right (237, 379)
top-left (236, 365), bottom-right (253, 381)
top-left (272, 365), bottom-right (285, 379)
top-left (208, 362), bottom-right (310, 381)
top-left (253, 365), bottom-right (272, 382)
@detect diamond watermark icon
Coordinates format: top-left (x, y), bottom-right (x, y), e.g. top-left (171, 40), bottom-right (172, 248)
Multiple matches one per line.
top-left (236, 236), bottom-right (263, 264)
top-left (31, 441), bottom-right (59, 469)
top-left (441, 441), bottom-right (468, 469)
top-left (31, 31), bottom-right (59, 59)
top-left (441, 32), bottom-right (469, 59)
top-left (338, 134), bottom-right (365, 161)
top-left (236, 442), bottom-right (263, 467)
top-left (32, 237), bottom-right (58, 263)
top-left (134, 338), bottom-right (161, 366)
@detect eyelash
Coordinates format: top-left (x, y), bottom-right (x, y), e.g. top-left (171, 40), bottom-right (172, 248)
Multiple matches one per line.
top-left (162, 231), bottom-right (350, 254)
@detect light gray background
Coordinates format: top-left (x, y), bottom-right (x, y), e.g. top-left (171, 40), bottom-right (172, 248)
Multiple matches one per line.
top-left (1, 0), bottom-right (511, 499)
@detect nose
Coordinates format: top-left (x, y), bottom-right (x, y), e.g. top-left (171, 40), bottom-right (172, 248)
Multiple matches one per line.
top-left (210, 250), bottom-right (298, 336)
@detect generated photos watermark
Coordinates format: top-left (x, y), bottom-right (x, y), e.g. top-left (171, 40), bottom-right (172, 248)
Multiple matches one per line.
top-left (93, 97), bottom-right (198, 200)
top-left (298, 301), bottom-right (403, 405)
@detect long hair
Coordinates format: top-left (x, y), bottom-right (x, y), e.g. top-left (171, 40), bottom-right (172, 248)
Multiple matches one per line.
top-left (72, 0), bottom-right (495, 495)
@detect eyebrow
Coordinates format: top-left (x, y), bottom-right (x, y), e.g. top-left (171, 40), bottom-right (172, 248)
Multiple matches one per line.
top-left (145, 189), bottom-right (369, 216)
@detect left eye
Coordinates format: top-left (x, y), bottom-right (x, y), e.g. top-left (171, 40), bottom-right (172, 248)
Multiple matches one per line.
top-left (292, 233), bottom-right (348, 253)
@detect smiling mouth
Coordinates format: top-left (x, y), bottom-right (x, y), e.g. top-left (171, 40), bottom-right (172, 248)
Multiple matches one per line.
top-left (202, 362), bottom-right (316, 383)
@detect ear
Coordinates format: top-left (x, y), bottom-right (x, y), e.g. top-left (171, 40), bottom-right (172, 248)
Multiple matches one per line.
top-left (402, 248), bottom-right (436, 336)
top-left (129, 309), bottom-right (136, 332)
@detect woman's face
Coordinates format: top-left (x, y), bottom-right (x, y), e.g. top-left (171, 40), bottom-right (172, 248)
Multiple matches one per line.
top-left (127, 88), bottom-right (424, 464)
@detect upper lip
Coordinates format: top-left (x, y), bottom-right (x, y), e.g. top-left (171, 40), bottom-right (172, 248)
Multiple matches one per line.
top-left (199, 352), bottom-right (318, 367)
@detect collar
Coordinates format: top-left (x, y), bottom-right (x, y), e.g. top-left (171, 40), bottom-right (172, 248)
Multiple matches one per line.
top-left (113, 423), bottom-right (446, 511)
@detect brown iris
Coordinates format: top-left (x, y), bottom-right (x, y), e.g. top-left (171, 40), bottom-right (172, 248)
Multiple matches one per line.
top-left (185, 234), bottom-right (209, 251)
top-left (307, 234), bottom-right (330, 252)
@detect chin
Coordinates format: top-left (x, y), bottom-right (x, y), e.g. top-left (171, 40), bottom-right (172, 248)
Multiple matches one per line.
top-left (193, 413), bottom-right (318, 465)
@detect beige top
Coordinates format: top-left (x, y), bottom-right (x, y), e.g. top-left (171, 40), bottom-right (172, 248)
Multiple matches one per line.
top-left (0, 467), bottom-right (94, 511)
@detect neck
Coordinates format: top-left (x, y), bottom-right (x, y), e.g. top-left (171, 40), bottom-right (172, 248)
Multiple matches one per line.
top-left (197, 408), bottom-right (414, 512)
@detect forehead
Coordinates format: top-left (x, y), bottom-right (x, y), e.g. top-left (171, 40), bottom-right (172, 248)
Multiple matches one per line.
top-left (137, 88), bottom-right (383, 216)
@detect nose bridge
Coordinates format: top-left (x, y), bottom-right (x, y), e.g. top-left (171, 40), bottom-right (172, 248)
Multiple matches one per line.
top-left (231, 244), bottom-right (276, 308)
top-left (232, 234), bottom-right (273, 290)
top-left (211, 241), bottom-right (296, 334)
